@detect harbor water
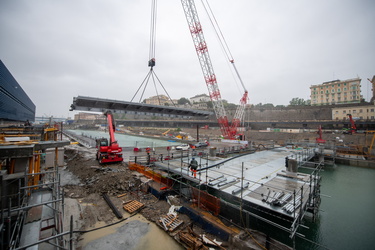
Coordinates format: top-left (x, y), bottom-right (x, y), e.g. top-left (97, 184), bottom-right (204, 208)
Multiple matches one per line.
top-left (68, 129), bottom-right (181, 149)
top-left (298, 164), bottom-right (375, 249)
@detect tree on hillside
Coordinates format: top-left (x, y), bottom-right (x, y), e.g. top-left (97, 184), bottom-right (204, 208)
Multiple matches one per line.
top-left (177, 97), bottom-right (191, 105)
top-left (289, 97), bottom-right (309, 106)
top-left (254, 103), bottom-right (274, 108)
top-left (206, 101), bottom-right (213, 109)
top-left (262, 103), bottom-right (274, 108)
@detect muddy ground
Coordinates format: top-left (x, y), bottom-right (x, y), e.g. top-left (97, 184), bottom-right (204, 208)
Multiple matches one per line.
top-left (62, 145), bottom-right (193, 223)
top-left (61, 145), bottom-right (228, 249)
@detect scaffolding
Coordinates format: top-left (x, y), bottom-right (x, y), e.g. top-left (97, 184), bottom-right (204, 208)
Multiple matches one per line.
top-left (0, 125), bottom-right (70, 249)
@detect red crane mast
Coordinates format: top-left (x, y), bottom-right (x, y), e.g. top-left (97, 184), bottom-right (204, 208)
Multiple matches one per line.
top-left (180, 0), bottom-right (248, 139)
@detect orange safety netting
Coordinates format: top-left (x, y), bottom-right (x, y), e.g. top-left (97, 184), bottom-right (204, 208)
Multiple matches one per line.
top-left (128, 162), bottom-right (173, 187)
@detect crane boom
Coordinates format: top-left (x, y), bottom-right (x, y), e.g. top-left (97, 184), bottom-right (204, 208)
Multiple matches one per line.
top-left (105, 111), bottom-right (117, 145)
top-left (181, 0), bottom-right (230, 138)
top-left (95, 111), bottom-right (123, 164)
top-left (181, 0), bottom-right (248, 139)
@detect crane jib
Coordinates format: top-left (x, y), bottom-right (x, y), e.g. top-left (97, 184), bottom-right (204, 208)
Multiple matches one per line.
top-left (181, 0), bottom-right (248, 139)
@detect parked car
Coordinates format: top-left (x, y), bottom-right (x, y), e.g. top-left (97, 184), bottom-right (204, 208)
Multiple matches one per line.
top-left (175, 144), bottom-right (190, 150)
top-left (192, 142), bottom-right (208, 148)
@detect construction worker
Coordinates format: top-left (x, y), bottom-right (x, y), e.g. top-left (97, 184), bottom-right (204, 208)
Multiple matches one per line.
top-left (189, 157), bottom-right (198, 178)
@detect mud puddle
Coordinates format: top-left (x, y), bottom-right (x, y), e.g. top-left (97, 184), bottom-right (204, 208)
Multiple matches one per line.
top-left (80, 212), bottom-right (183, 250)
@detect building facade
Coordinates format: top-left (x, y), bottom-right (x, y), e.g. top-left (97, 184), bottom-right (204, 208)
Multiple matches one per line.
top-left (144, 95), bottom-right (174, 106)
top-left (0, 60), bottom-right (36, 122)
top-left (332, 104), bottom-right (375, 120)
top-left (310, 78), bottom-right (362, 106)
top-left (190, 93), bottom-right (210, 104)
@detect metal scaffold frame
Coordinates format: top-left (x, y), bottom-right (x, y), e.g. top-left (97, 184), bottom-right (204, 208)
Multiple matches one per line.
top-left (0, 124), bottom-right (70, 250)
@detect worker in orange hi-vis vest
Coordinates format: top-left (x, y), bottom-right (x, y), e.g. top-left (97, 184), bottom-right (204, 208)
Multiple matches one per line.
top-left (189, 158), bottom-right (198, 178)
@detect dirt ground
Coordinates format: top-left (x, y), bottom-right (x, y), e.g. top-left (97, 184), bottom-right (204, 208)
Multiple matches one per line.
top-left (61, 145), bottom-right (223, 249)
top-left (62, 146), bottom-right (176, 226)
top-left (125, 126), bottom-right (366, 146)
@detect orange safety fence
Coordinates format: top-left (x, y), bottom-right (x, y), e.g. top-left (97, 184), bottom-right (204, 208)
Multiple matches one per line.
top-left (128, 162), bottom-right (174, 188)
top-left (190, 186), bottom-right (220, 216)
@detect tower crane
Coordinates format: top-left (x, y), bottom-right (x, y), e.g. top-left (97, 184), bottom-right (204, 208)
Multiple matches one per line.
top-left (180, 0), bottom-right (248, 139)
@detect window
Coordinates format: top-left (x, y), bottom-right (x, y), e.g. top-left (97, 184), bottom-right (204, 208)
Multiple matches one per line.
top-left (320, 91), bottom-right (323, 94)
top-left (372, 116), bottom-right (375, 119)
top-left (331, 89), bottom-right (335, 93)
top-left (344, 83), bottom-right (347, 85)
top-left (359, 109), bottom-right (363, 113)
top-left (371, 109), bottom-right (374, 112)
top-left (338, 84), bottom-right (341, 87)
top-left (344, 87), bottom-right (347, 91)
top-left (343, 110), bottom-right (346, 114)
top-left (338, 88), bottom-right (341, 92)
top-left (335, 111), bottom-right (339, 114)
top-left (353, 110), bottom-right (356, 113)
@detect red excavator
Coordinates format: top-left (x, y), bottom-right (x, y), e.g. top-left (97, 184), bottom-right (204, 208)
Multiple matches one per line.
top-left (316, 125), bottom-right (326, 143)
top-left (96, 111), bottom-right (123, 164)
top-left (343, 114), bottom-right (357, 134)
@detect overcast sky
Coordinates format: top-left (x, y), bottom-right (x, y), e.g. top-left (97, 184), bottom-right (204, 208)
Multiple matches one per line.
top-left (1, 0), bottom-right (374, 118)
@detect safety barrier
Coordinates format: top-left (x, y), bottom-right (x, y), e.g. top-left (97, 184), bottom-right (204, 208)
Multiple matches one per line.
top-left (128, 162), bottom-right (174, 187)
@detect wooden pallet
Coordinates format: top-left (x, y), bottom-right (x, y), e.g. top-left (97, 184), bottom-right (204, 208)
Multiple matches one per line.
top-left (123, 200), bottom-right (144, 213)
top-left (159, 214), bottom-right (184, 232)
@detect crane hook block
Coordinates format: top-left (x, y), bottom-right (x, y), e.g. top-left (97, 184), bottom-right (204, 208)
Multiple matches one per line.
top-left (148, 58), bottom-right (156, 67)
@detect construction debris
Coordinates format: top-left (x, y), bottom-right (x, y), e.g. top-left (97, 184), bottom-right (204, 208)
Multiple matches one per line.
top-left (123, 200), bottom-right (144, 213)
top-left (102, 192), bottom-right (123, 219)
top-left (117, 193), bottom-right (127, 198)
top-left (179, 231), bottom-right (209, 250)
top-left (159, 214), bottom-right (184, 232)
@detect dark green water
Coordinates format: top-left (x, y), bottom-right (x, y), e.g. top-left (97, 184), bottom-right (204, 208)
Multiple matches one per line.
top-left (298, 164), bottom-right (375, 249)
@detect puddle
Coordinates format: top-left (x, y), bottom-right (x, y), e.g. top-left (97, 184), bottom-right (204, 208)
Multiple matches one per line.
top-left (80, 213), bottom-right (183, 250)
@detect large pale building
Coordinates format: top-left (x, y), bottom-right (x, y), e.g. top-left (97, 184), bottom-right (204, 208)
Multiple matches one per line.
top-left (190, 93), bottom-right (210, 104)
top-left (332, 105), bottom-right (375, 120)
top-left (310, 78), bottom-right (362, 105)
top-left (144, 95), bottom-right (174, 106)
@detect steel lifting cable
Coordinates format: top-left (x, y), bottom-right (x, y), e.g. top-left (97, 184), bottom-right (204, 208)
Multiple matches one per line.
top-left (149, 0), bottom-right (157, 63)
top-left (132, 0), bottom-right (176, 106)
